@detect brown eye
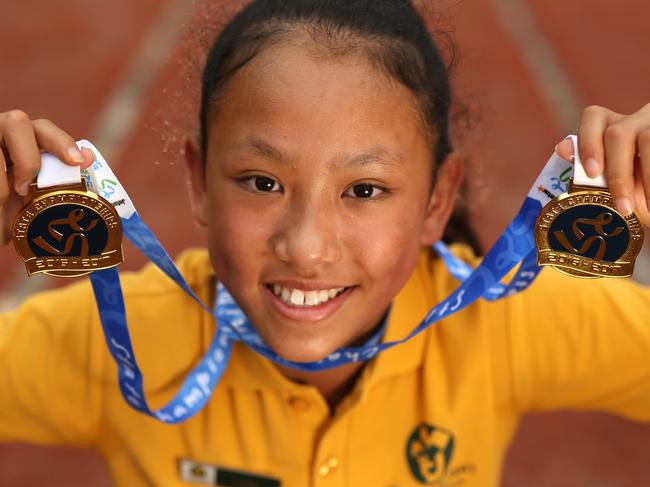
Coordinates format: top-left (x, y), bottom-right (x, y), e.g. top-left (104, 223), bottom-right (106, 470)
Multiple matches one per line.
top-left (345, 183), bottom-right (385, 199)
top-left (239, 175), bottom-right (281, 193)
top-left (254, 176), bottom-right (277, 192)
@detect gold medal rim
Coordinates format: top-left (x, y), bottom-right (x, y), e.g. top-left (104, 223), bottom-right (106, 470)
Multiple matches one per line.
top-left (534, 189), bottom-right (644, 278)
top-left (11, 187), bottom-right (123, 277)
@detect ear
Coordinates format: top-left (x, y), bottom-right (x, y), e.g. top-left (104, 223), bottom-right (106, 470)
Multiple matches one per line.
top-left (419, 152), bottom-right (464, 246)
top-left (184, 136), bottom-right (209, 228)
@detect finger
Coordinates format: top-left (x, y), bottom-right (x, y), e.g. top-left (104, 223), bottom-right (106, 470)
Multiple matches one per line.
top-left (32, 118), bottom-right (85, 166)
top-left (631, 157), bottom-right (650, 228)
top-left (0, 149), bottom-right (8, 210)
top-left (0, 150), bottom-right (8, 246)
top-left (577, 105), bottom-right (621, 178)
top-left (604, 122), bottom-right (637, 215)
top-left (80, 147), bottom-right (96, 168)
top-left (0, 110), bottom-right (41, 196)
top-left (556, 138), bottom-right (574, 162)
top-left (639, 128), bottom-right (650, 212)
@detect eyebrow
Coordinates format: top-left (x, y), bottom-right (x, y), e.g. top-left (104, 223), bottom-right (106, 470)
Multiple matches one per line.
top-left (235, 136), bottom-right (401, 169)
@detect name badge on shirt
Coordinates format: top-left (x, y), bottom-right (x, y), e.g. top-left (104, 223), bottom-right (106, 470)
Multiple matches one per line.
top-left (535, 179), bottom-right (644, 278)
top-left (12, 179), bottom-right (123, 277)
top-left (179, 459), bottom-right (281, 486)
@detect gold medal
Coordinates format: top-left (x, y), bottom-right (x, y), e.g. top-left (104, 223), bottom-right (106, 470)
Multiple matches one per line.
top-left (12, 179), bottom-right (123, 277)
top-left (535, 179), bottom-right (644, 278)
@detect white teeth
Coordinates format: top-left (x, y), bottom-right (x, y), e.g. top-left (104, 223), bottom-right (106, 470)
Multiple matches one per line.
top-left (290, 289), bottom-right (304, 306)
top-left (269, 284), bottom-right (348, 307)
top-left (305, 291), bottom-right (319, 306)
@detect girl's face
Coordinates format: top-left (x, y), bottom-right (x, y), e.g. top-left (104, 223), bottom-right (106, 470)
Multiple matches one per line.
top-left (188, 41), bottom-right (462, 362)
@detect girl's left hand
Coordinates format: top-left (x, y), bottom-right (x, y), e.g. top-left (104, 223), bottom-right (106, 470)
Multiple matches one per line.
top-left (556, 103), bottom-right (650, 227)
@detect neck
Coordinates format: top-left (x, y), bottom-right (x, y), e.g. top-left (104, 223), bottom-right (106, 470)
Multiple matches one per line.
top-left (276, 361), bottom-right (366, 411)
top-left (276, 309), bottom-right (390, 411)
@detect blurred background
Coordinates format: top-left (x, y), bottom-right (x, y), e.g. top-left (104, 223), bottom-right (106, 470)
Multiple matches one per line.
top-left (1, 0), bottom-right (649, 485)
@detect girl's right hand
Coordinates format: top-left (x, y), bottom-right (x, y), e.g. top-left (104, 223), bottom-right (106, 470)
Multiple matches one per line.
top-left (0, 110), bottom-right (95, 246)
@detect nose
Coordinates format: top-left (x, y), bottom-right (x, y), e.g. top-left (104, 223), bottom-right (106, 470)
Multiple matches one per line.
top-left (270, 195), bottom-right (342, 271)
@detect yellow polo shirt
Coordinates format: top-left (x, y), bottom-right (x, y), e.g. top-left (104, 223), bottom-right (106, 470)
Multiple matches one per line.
top-left (1, 245), bottom-right (649, 486)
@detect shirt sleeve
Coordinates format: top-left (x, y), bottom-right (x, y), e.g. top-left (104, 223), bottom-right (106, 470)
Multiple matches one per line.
top-left (0, 280), bottom-right (106, 446)
top-left (505, 269), bottom-right (650, 421)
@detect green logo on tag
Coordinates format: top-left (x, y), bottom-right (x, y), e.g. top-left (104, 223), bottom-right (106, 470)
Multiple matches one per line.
top-left (178, 458), bottom-right (281, 486)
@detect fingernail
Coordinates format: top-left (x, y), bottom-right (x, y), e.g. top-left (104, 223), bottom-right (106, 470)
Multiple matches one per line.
top-left (66, 146), bottom-right (84, 164)
top-left (17, 182), bottom-right (30, 196)
top-left (614, 196), bottom-right (633, 216)
top-left (82, 148), bottom-right (96, 163)
top-left (583, 158), bottom-right (600, 177)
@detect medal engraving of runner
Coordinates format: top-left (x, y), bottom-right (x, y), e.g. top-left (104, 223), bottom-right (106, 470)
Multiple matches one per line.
top-left (535, 137), bottom-right (644, 278)
top-left (535, 181), bottom-right (643, 278)
top-left (12, 179), bottom-right (123, 278)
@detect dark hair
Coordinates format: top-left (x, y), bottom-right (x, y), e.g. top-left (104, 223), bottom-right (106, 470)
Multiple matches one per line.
top-left (199, 0), bottom-right (482, 254)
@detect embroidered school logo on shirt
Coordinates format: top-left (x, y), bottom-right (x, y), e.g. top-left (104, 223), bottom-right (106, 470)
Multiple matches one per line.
top-left (405, 423), bottom-right (476, 485)
top-left (406, 423), bottom-right (455, 483)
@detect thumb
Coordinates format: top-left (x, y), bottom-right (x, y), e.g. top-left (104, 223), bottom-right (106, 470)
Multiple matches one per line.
top-left (555, 138), bottom-right (574, 162)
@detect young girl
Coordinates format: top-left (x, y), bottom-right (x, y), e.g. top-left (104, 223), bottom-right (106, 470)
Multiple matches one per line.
top-left (1, 1), bottom-right (649, 486)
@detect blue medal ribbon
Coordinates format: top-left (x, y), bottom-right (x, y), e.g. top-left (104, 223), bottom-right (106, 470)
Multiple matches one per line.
top-left (84, 142), bottom-right (571, 423)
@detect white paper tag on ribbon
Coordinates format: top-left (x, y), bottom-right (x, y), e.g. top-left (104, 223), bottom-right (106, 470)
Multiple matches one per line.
top-left (36, 152), bottom-right (81, 189)
top-left (568, 134), bottom-right (607, 189)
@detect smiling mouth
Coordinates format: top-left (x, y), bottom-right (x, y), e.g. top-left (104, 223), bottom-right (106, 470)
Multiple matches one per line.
top-left (265, 283), bottom-right (351, 307)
